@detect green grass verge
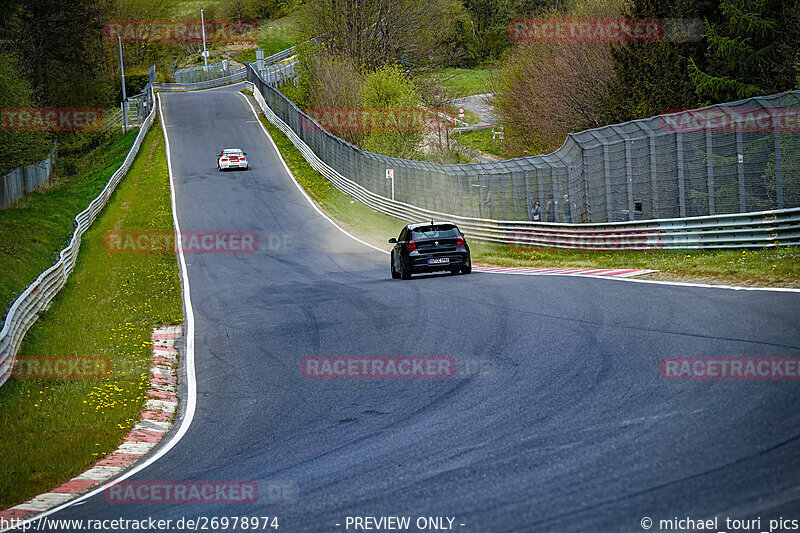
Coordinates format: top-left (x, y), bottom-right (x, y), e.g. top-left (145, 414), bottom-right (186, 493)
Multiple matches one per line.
top-left (457, 127), bottom-right (506, 158)
top-left (0, 131), bottom-right (137, 313)
top-left (0, 122), bottom-right (182, 508)
top-left (257, 111), bottom-right (800, 288)
top-left (238, 13), bottom-right (302, 63)
top-left (258, 14), bottom-right (302, 56)
top-left (258, 115), bottom-right (406, 245)
top-left (471, 243), bottom-right (800, 288)
top-left (421, 68), bottom-right (494, 97)
top-left (167, 0), bottom-right (225, 18)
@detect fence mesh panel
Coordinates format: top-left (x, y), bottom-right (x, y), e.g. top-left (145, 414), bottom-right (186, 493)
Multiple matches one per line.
top-left (248, 63), bottom-right (800, 223)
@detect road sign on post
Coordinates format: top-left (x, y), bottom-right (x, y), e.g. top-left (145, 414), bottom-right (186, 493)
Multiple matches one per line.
top-left (386, 169), bottom-right (394, 201)
top-left (434, 89), bottom-right (440, 101)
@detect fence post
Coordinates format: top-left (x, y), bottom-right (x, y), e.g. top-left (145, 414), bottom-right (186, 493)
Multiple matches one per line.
top-left (774, 129), bottom-right (784, 209)
top-left (625, 140), bottom-right (635, 221)
top-left (550, 165), bottom-right (559, 219)
top-left (536, 167), bottom-right (544, 214)
top-left (705, 129), bottom-right (715, 215)
top-left (649, 131), bottom-right (658, 218)
top-left (602, 144), bottom-right (613, 222)
top-left (736, 124), bottom-right (746, 213)
top-left (523, 169), bottom-right (532, 219)
top-left (676, 132), bottom-right (686, 217)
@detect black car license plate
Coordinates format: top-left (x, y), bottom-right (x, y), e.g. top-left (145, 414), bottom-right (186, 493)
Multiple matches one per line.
top-left (428, 258), bottom-right (449, 264)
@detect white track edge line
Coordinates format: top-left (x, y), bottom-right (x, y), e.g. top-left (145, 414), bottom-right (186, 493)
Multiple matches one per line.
top-left (239, 93), bottom-right (389, 256)
top-left (6, 94), bottom-right (200, 531)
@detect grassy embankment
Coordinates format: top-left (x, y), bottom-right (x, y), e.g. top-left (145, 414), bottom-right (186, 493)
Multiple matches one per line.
top-left (0, 123), bottom-right (182, 508)
top-left (237, 13), bottom-right (303, 64)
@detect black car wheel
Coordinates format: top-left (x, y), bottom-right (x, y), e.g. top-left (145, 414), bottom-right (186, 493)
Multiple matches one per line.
top-left (399, 258), bottom-right (412, 280)
top-left (461, 256), bottom-right (472, 274)
top-left (390, 252), bottom-right (400, 279)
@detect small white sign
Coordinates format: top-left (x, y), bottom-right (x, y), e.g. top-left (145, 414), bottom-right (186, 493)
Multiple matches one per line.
top-left (386, 169), bottom-right (394, 180)
top-left (458, 107), bottom-right (465, 115)
top-left (738, 154), bottom-right (744, 163)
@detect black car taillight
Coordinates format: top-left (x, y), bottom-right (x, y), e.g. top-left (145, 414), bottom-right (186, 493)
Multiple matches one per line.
top-left (406, 240), bottom-right (417, 252)
top-left (456, 236), bottom-right (465, 247)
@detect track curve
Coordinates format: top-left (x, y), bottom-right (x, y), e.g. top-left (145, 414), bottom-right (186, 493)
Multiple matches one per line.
top-left (41, 84), bottom-right (800, 532)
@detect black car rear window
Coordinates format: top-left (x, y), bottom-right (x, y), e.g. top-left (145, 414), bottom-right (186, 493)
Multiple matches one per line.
top-left (411, 225), bottom-right (460, 240)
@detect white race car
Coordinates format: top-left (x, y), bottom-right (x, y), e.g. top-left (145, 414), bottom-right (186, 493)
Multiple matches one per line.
top-left (217, 148), bottom-right (248, 171)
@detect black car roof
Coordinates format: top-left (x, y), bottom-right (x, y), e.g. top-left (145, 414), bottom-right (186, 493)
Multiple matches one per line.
top-left (407, 221), bottom-right (458, 230)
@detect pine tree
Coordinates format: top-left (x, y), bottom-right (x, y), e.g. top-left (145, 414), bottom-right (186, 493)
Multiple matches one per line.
top-left (605, 0), bottom-right (717, 122)
top-left (689, 0), bottom-right (798, 103)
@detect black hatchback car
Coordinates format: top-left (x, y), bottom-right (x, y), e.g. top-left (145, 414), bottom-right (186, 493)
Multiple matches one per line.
top-left (389, 222), bottom-right (471, 279)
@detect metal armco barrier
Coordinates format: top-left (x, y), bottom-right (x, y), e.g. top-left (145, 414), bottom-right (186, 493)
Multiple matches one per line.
top-left (248, 73), bottom-right (800, 250)
top-left (262, 46), bottom-right (297, 65)
top-left (0, 87), bottom-right (158, 388)
top-left (154, 68), bottom-right (246, 92)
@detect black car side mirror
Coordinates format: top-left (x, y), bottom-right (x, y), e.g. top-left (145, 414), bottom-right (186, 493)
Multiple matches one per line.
top-left (388, 238), bottom-right (397, 244)
top-left (243, 152), bottom-right (247, 155)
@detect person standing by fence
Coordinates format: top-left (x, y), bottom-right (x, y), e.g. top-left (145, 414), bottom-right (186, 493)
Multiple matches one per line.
top-left (530, 201), bottom-right (541, 222)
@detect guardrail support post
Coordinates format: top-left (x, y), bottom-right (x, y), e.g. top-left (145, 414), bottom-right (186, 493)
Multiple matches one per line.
top-left (677, 132), bottom-right (686, 217)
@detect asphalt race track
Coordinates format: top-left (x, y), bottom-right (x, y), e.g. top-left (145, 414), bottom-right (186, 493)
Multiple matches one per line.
top-left (39, 84), bottom-right (800, 532)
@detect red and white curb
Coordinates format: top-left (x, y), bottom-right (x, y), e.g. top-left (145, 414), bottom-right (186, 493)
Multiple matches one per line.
top-left (474, 265), bottom-right (657, 278)
top-left (0, 325), bottom-right (182, 524)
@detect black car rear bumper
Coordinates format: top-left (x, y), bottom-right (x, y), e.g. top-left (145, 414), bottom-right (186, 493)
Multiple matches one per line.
top-left (408, 253), bottom-right (469, 273)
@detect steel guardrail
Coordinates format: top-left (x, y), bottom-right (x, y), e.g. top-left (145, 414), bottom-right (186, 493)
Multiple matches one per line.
top-left (249, 80), bottom-right (800, 251)
top-left (0, 86), bottom-right (158, 388)
top-left (154, 68), bottom-right (246, 92)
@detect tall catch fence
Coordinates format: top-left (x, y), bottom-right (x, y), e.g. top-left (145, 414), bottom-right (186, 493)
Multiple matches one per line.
top-left (248, 63), bottom-right (799, 226)
top-left (172, 61), bottom-right (239, 83)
